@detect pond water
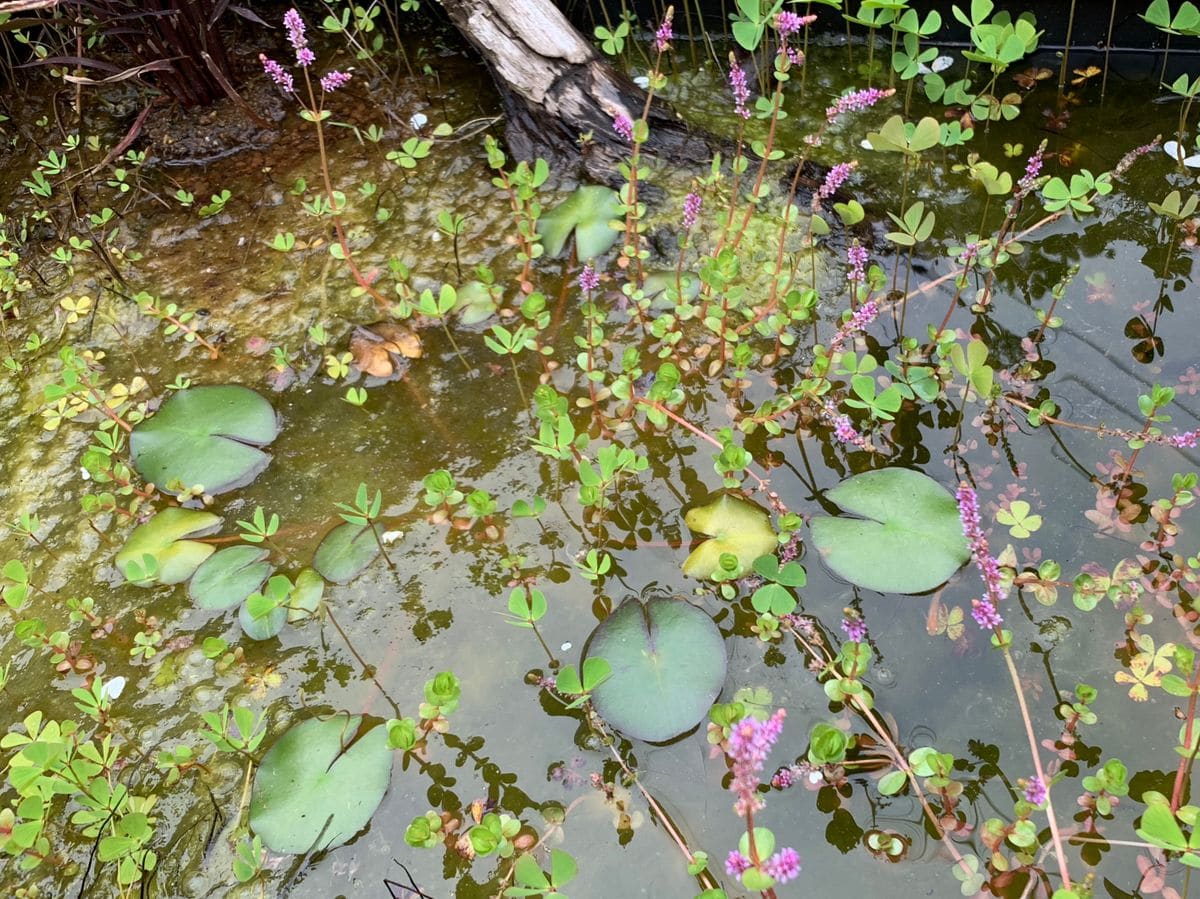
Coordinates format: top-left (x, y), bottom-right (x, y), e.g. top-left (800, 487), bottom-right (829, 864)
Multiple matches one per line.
top-left (2, 16), bottom-right (1200, 899)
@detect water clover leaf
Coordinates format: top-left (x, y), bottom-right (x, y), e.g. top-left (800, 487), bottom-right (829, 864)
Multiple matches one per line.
top-left (313, 522), bottom-right (383, 584)
top-left (115, 508), bottom-right (220, 586)
top-left (537, 186), bottom-right (622, 260)
top-left (250, 713), bottom-right (392, 854)
top-left (682, 494), bottom-right (777, 580)
top-left (809, 468), bottom-right (970, 594)
top-left (188, 545), bottom-right (271, 610)
top-left (130, 385), bottom-right (279, 495)
top-left (583, 596), bottom-right (727, 742)
top-left (995, 500), bottom-right (1042, 538)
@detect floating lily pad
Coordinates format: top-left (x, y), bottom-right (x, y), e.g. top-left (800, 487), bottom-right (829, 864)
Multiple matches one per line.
top-left (188, 545), bottom-right (271, 610)
top-left (313, 522), bottom-right (382, 584)
top-left (130, 385), bottom-right (279, 495)
top-left (584, 596), bottom-right (727, 742)
top-left (287, 567), bottom-right (326, 623)
top-left (682, 494), bottom-right (777, 580)
top-left (250, 713), bottom-right (392, 854)
top-left (537, 186), bottom-right (622, 260)
top-left (809, 468), bottom-right (969, 594)
top-left (240, 594), bottom-right (287, 640)
top-left (454, 280), bottom-right (501, 325)
top-left (116, 508), bottom-right (220, 586)
top-left (644, 271), bottom-right (702, 308)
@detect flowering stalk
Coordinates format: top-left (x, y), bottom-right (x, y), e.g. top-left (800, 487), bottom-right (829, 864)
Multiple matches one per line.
top-left (261, 10), bottom-right (388, 311)
top-left (722, 710), bottom-right (800, 895)
top-left (616, 7), bottom-right (673, 295)
top-left (956, 482), bottom-right (1073, 890)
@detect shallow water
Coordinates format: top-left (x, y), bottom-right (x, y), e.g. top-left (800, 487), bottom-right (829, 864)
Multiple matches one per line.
top-left (1, 28), bottom-right (1199, 899)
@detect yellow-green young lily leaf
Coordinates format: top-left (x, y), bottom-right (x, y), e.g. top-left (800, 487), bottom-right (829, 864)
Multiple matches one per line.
top-left (116, 508), bottom-right (220, 586)
top-left (682, 494), bottom-right (777, 580)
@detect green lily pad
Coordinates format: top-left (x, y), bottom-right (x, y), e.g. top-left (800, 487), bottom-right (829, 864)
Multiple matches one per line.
top-left (453, 280), bottom-right (500, 325)
top-left (250, 713), bottom-right (392, 854)
top-left (313, 522), bottom-right (382, 584)
top-left (809, 468), bottom-right (970, 594)
top-left (240, 595), bottom-right (287, 640)
top-left (287, 567), bottom-right (326, 623)
top-left (682, 494), bottom-right (777, 580)
top-left (115, 508), bottom-right (220, 586)
top-left (188, 545), bottom-right (271, 610)
top-left (537, 186), bottom-right (622, 260)
top-left (130, 385), bottom-right (279, 495)
top-left (584, 596), bottom-right (727, 742)
top-left (644, 271), bottom-right (701, 308)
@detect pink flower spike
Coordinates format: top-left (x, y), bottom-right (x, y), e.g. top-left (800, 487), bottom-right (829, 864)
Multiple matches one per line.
top-left (826, 87), bottom-right (894, 124)
top-left (729, 61), bottom-right (751, 119)
top-left (283, 8), bottom-right (307, 51)
top-left (259, 54), bottom-right (293, 93)
top-left (725, 850), bottom-right (752, 876)
top-left (763, 847), bottom-right (802, 884)
top-left (320, 70), bottom-right (352, 93)
top-left (612, 114), bottom-right (634, 142)
top-left (654, 8), bottom-right (674, 53)
top-left (579, 263), bottom-right (600, 292)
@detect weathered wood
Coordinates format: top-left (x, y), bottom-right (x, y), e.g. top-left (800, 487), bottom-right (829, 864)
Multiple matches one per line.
top-left (439, 0), bottom-right (719, 181)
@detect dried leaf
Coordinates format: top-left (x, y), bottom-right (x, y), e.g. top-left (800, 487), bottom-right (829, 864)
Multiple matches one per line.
top-left (350, 331), bottom-right (395, 378)
top-left (367, 321), bottom-right (422, 359)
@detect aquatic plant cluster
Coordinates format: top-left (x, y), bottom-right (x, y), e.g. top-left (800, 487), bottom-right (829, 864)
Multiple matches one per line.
top-left (4, 0), bottom-right (1200, 897)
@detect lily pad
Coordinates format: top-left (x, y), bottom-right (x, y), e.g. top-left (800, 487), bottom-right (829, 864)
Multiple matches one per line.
top-left (115, 508), bottom-right (220, 586)
top-left (584, 596), bottom-right (727, 742)
top-left (130, 385), bottom-right (279, 495)
top-left (682, 494), bottom-right (777, 580)
top-left (188, 545), bottom-right (271, 610)
top-left (537, 186), bottom-right (622, 260)
top-left (809, 468), bottom-right (969, 594)
top-left (313, 522), bottom-right (382, 584)
top-left (287, 567), bottom-right (326, 623)
top-left (250, 713), bottom-right (392, 854)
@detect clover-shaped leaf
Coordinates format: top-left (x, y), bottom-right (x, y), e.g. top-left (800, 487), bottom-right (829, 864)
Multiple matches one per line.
top-left (996, 500), bottom-right (1042, 538)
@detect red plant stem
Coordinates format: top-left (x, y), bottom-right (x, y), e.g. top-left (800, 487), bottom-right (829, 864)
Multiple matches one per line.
top-left (302, 71), bottom-right (391, 313)
top-left (996, 636), bottom-right (1073, 889)
top-left (634, 399), bottom-right (772, 493)
top-left (1170, 657), bottom-right (1200, 811)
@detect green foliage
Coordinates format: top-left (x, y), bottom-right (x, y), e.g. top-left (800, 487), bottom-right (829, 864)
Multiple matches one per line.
top-left (810, 469), bottom-right (970, 593)
top-left (584, 596), bottom-right (727, 742)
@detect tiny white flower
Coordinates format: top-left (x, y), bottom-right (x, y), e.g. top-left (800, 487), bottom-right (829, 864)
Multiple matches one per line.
top-left (381, 530), bottom-right (404, 545)
top-left (80, 467), bottom-right (90, 481)
top-left (861, 137), bottom-right (874, 150)
top-left (560, 642), bottom-right (572, 652)
top-left (409, 112), bottom-right (428, 131)
top-left (633, 75), bottom-right (650, 89)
